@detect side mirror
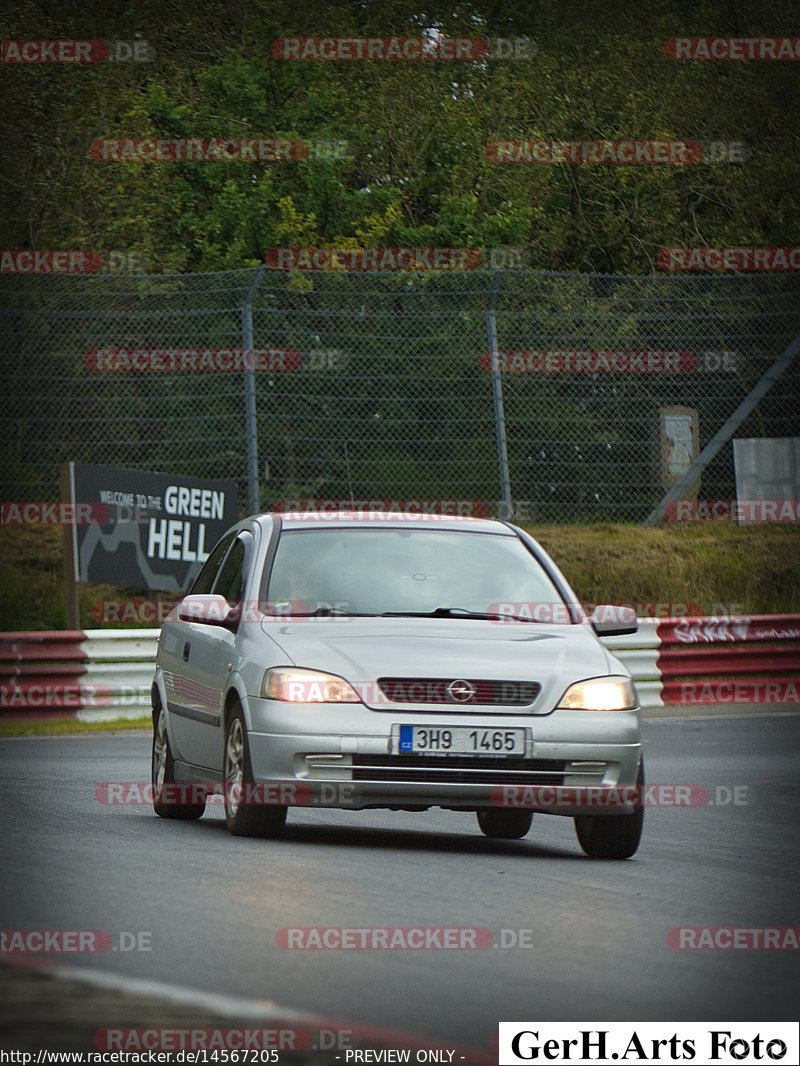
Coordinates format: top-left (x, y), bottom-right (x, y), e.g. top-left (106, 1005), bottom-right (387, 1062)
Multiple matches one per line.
top-left (176, 593), bottom-right (237, 627)
top-left (590, 604), bottom-right (638, 637)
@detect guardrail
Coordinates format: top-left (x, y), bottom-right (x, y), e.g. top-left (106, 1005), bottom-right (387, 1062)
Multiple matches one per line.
top-left (0, 629), bottom-right (156, 721)
top-left (603, 615), bottom-right (800, 710)
top-left (1, 617), bottom-right (799, 721)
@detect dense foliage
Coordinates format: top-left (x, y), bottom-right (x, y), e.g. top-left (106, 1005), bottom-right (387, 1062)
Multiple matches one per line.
top-left (2, 0), bottom-right (798, 274)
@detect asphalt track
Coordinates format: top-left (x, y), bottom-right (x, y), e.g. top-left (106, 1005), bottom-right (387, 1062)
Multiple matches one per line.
top-left (0, 713), bottom-right (798, 1057)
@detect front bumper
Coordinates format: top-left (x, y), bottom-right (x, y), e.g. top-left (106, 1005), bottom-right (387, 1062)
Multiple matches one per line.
top-left (245, 696), bottom-right (642, 816)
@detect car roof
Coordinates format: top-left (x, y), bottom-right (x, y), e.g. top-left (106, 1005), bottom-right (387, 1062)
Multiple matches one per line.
top-left (260, 511), bottom-right (514, 535)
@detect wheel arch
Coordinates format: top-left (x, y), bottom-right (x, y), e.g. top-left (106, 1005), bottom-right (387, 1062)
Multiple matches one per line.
top-left (151, 672), bottom-right (167, 726)
top-left (222, 679), bottom-right (249, 736)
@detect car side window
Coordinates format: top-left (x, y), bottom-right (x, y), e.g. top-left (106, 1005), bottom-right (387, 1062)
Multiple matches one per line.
top-left (189, 532), bottom-right (236, 595)
top-left (212, 534), bottom-right (251, 605)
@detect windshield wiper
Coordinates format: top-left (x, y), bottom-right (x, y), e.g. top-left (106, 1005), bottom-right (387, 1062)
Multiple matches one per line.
top-left (380, 607), bottom-right (542, 622)
top-left (296, 607), bottom-right (376, 617)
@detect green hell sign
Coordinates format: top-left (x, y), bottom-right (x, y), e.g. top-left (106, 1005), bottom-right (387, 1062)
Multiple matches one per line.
top-left (67, 462), bottom-right (238, 592)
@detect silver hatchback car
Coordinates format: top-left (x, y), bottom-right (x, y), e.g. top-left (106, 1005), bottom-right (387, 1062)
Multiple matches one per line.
top-left (151, 512), bottom-right (644, 858)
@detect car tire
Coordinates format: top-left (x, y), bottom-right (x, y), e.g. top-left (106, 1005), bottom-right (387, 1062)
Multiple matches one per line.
top-left (574, 762), bottom-right (644, 859)
top-left (223, 703), bottom-right (287, 839)
top-left (151, 704), bottom-right (206, 820)
top-left (476, 807), bottom-right (533, 839)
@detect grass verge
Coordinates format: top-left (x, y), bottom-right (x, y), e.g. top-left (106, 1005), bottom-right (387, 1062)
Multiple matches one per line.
top-left (524, 522), bottom-right (800, 615)
top-left (0, 716), bottom-right (150, 737)
top-left (1, 522), bottom-right (799, 630)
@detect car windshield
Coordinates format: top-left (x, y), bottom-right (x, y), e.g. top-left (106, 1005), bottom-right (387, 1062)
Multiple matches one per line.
top-left (261, 528), bottom-right (572, 622)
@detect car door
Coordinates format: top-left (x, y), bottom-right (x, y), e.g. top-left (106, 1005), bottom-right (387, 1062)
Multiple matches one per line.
top-left (179, 530), bottom-right (256, 772)
top-left (161, 530), bottom-right (243, 771)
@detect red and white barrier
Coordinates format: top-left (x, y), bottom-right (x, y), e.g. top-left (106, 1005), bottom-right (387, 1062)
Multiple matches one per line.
top-left (0, 630), bottom-right (156, 721)
top-left (603, 614), bottom-right (800, 710)
top-left (1, 617), bottom-right (799, 722)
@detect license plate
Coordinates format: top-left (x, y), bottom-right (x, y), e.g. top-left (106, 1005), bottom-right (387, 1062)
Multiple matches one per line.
top-left (397, 725), bottom-right (527, 755)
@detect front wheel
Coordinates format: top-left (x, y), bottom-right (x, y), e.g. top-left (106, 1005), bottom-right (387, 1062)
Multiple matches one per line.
top-left (151, 705), bottom-right (206, 820)
top-left (476, 807), bottom-right (533, 839)
top-left (574, 762), bottom-right (644, 859)
top-left (223, 704), bottom-right (287, 838)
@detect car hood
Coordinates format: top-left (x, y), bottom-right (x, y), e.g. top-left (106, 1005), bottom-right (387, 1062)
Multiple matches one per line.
top-left (260, 616), bottom-right (616, 713)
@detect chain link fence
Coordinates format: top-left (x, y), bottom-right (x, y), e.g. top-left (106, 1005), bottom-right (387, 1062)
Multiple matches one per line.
top-left (2, 267), bottom-right (799, 522)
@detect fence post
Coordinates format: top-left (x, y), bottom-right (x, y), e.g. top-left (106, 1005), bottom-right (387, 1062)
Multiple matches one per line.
top-left (241, 266), bottom-right (266, 515)
top-left (60, 461), bottom-right (80, 630)
top-left (643, 330), bottom-right (800, 525)
top-left (486, 271), bottom-right (513, 520)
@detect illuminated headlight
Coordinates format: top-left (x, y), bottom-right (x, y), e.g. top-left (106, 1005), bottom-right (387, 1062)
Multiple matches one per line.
top-left (557, 676), bottom-right (637, 711)
top-left (262, 668), bottom-right (361, 703)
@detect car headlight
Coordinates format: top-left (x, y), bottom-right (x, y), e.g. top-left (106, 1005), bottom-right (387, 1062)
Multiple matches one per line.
top-left (262, 668), bottom-right (362, 703)
top-left (556, 676), bottom-right (637, 711)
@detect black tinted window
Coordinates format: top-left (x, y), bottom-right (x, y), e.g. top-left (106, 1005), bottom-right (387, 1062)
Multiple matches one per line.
top-left (189, 532), bottom-right (235, 595)
top-left (213, 537), bottom-right (249, 604)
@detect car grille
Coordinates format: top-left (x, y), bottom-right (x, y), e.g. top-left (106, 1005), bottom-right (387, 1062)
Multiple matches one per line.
top-left (376, 677), bottom-right (540, 707)
top-left (351, 754), bottom-right (565, 786)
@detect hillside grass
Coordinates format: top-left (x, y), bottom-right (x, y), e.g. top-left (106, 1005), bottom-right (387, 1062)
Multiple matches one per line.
top-left (2, 521), bottom-right (799, 632)
top-left (526, 522), bottom-right (800, 616)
